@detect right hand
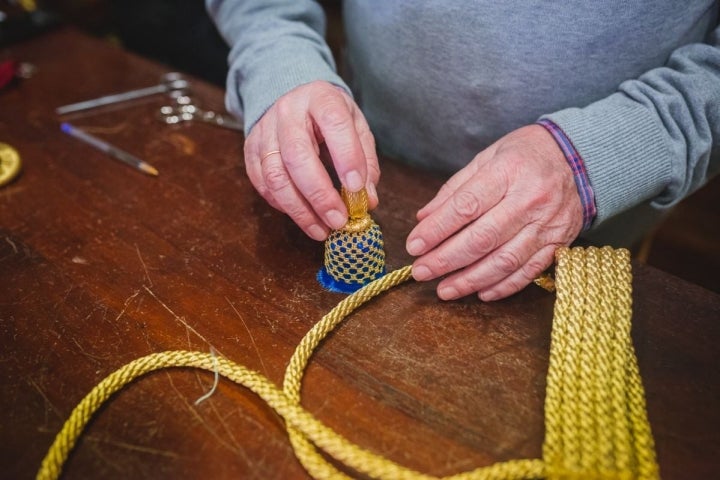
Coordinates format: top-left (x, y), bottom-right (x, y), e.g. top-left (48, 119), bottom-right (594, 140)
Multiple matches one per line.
top-left (244, 80), bottom-right (380, 241)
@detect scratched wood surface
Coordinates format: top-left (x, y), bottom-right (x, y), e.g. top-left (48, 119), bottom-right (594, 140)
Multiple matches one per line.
top-left (1, 28), bottom-right (719, 480)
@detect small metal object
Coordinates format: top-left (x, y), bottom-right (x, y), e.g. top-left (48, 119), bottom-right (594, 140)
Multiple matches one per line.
top-left (0, 142), bottom-right (22, 187)
top-left (56, 72), bottom-right (190, 115)
top-left (158, 95), bottom-right (242, 131)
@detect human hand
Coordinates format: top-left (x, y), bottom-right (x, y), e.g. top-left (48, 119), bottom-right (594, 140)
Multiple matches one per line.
top-left (406, 125), bottom-right (584, 301)
top-left (244, 81), bottom-right (380, 241)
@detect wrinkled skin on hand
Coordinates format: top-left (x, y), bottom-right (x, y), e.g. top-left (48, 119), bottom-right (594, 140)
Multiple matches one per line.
top-left (244, 80), bottom-right (380, 241)
top-left (406, 125), bottom-right (584, 301)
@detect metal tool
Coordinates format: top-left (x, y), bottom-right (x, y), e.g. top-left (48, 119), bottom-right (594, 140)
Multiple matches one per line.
top-left (56, 72), bottom-right (190, 115)
top-left (158, 94), bottom-right (243, 131)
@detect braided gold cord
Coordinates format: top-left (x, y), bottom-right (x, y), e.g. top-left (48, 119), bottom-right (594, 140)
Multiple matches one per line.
top-left (342, 188), bottom-right (373, 232)
top-left (542, 247), bottom-right (659, 480)
top-left (36, 247), bottom-right (658, 480)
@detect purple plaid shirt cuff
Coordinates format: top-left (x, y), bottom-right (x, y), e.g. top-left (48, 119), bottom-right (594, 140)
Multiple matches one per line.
top-left (537, 119), bottom-right (597, 231)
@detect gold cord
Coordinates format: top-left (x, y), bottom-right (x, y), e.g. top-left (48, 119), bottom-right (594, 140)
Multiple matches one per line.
top-left (341, 187), bottom-right (373, 232)
top-left (36, 247), bottom-right (659, 480)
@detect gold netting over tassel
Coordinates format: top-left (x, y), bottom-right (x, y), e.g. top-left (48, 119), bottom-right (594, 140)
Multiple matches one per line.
top-left (317, 187), bottom-right (386, 293)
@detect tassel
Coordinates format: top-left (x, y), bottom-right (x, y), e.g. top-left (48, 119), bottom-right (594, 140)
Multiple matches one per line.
top-left (317, 188), bottom-right (386, 293)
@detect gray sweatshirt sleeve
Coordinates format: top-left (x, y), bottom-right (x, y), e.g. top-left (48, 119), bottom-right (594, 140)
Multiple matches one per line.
top-left (544, 24), bottom-right (720, 228)
top-left (205, 0), bottom-right (349, 135)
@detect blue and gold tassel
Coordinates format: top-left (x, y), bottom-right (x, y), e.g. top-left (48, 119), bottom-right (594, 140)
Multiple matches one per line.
top-left (317, 187), bottom-right (386, 293)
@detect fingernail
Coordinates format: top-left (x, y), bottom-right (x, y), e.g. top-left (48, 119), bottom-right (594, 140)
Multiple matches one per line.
top-left (326, 209), bottom-right (347, 230)
top-left (438, 286), bottom-right (459, 300)
top-left (367, 182), bottom-right (378, 204)
top-left (407, 238), bottom-right (425, 256)
top-left (345, 170), bottom-right (363, 192)
top-left (416, 209), bottom-right (428, 222)
top-left (412, 265), bottom-right (431, 281)
top-left (307, 224), bottom-right (328, 241)
top-left (480, 290), bottom-right (498, 302)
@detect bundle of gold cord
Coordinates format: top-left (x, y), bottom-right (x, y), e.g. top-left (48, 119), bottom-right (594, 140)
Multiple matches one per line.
top-left (317, 187), bottom-right (386, 293)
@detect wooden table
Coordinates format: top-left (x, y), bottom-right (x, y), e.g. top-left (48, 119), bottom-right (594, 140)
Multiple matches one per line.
top-left (1, 28), bottom-right (719, 480)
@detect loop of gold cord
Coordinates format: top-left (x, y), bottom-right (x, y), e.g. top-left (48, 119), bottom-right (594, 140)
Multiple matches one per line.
top-left (341, 187), bottom-right (373, 232)
top-left (36, 247), bottom-right (658, 480)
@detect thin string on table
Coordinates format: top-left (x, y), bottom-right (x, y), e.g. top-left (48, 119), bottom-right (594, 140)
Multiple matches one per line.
top-left (194, 346), bottom-right (218, 406)
top-left (36, 247), bottom-right (659, 480)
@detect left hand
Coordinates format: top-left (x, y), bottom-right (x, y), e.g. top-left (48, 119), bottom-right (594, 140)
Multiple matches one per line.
top-left (406, 125), bottom-right (584, 301)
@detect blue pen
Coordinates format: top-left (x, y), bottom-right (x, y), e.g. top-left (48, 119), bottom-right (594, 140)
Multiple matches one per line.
top-left (60, 122), bottom-right (158, 176)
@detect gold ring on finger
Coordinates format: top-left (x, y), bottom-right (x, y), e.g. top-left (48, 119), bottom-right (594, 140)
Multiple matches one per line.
top-left (261, 150), bottom-right (281, 163)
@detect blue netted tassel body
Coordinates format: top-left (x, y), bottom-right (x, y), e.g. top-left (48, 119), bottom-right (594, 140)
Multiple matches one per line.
top-left (317, 188), bottom-right (386, 293)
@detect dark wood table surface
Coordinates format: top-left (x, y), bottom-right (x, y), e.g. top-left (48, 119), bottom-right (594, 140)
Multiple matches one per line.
top-left (1, 28), bottom-right (719, 480)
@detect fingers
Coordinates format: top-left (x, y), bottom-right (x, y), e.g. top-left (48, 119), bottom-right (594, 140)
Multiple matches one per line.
top-left (410, 196), bottom-right (527, 281)
top-left (243, 81), bottom-right (380, 241)
top-left (350, 105), bottom-right (380, 209)
top-left (276, 91), bottom-right (350, 232)
top-left (415, 161), bottom-right (477, 222)
top-left (433, 227), bottom-right (556, 301)
top-left (261, 152), bottom-right (333, 241)
top-left (406, 125), bottom-right (584, 302)
top-left (245, 108), bottom-right (283, 210)
top-left (406, 163), bottom-right (507, 257)
top-left (305, 87), bottom-right (369, 193)
top-left (244, 96), bottom-right (335, 241)
top-left (415, 143), bottom-right (497, 221)
top-left (476, 244), bottom-right (556, 301)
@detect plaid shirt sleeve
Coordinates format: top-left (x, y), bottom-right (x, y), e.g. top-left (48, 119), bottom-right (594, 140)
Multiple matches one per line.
top-left (537, 118), bottom-right (597, 231)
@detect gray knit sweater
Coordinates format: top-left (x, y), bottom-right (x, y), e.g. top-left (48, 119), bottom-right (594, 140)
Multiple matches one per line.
top-left (207, 0), bottom-right (719, 246)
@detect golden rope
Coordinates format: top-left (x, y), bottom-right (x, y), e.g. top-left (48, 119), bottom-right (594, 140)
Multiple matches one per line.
top-left (36, 247), bottom-right (659, 480)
